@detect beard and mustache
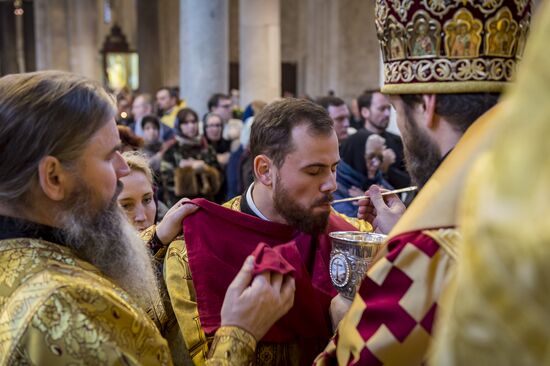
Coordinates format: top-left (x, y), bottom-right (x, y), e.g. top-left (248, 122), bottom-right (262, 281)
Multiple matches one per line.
top-left (57, 179), bottom-right (157, 310)
top-left (272, 174), bottom-right (333, 236)
top-left (402, 106), bottom-right (442, 189)
top-left (56, 166), bottom-right (334, 312)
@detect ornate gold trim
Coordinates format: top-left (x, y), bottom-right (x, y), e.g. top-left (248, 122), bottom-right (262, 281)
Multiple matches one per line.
top-left (391, 0), bottom-right (413, 21)
top-left (381, 80), bottom-right (509, 94)
top-left (514, 0), bottom-right (529, 14)
top-left (207, 326), bottom-right (256, 365)
top-left (383, 57), bottom-right (517, 89)
top-left (420, 0), bottom-right (504, 18)
top-left (375, 0), bottom-right (390, 35)
top-left (472, 0), bottom-right (506, 16)
top-left (421, 0), bottom-right (452, 18)
top-left (376, 0), bottom-right (531, 93)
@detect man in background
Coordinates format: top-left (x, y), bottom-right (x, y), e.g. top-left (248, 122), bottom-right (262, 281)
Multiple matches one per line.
top-left (131, 93), bottom-right (174, 141)
top-left (317, 95), bottom-right (352, 143)
top-left (157, 86), bottom-right (185, 129)
top-left (340, 90), bottom-right (410, 189)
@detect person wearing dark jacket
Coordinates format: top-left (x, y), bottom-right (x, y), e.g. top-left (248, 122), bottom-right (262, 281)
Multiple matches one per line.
top-left (340, 90), bottom-right (410, 190)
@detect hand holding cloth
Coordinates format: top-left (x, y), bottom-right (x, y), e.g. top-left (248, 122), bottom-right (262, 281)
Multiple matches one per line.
top-left (183, 199), bottom-right (358, 346)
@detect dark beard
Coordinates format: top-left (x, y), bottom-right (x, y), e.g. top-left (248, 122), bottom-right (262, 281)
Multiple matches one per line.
top-left (272, 174), bottom-right (332, 235)
top-left (402, 107), bottom-right (442, 189)
top-left (57, 180), bottom-right (157, 309)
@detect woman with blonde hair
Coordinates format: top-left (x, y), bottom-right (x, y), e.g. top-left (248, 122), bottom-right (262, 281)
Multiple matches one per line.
top-left (118, 151), bottom-right (197, 364)
top-left (119, 151), bottom-right (194, 246)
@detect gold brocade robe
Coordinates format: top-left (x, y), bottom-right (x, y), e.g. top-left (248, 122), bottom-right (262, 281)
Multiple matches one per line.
top-left (164, 195), bottom-right (372, 365)
top-left (314, 105), bottom-right (502, 365)
top-left (0, 237), bottom-right (171, 365)
top-left (140, 225), bottom-right (192, 365)
top-left (432, 3), bottom-right (550, 364)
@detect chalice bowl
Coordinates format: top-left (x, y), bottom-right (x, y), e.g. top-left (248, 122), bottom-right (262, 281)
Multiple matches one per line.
top-left (329, 231), bottom-right (387, 300)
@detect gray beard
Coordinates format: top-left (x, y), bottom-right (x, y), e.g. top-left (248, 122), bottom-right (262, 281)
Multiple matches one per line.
top-left (58, 183), bottom-right (158, 310)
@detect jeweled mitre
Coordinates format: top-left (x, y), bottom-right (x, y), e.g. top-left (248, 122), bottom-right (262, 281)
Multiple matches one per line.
top-left (375, 0), bottom-right (532, 93)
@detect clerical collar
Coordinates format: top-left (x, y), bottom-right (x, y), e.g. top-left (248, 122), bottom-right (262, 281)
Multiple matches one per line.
top-left (244, 183), bottom-right (270, 221)
top-left (0, 214), bottom-right (68, 246)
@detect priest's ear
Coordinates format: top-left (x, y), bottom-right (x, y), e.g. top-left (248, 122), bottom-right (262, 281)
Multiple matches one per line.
top-left (421, 94), bottom-right (438, 130)
top-left (37, 156), bottom-right (71, 201)
top-left (253, 154), bottom-right (274, 187)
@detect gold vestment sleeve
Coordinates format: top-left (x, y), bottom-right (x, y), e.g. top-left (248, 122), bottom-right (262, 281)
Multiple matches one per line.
top-left (206, 326), bottom-right (257, 365)
top-left (165, 238), bottom-right (211, 364)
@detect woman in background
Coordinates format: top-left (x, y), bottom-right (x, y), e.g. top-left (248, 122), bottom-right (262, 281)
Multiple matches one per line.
top-left (118, 151), bottom-right (196, 364)
top-left (118, 151), bottom-right (191, 244)
top-left (203, 112), bottom-right (231, 202)
top-left (160, 108), bottom-right (221, 205)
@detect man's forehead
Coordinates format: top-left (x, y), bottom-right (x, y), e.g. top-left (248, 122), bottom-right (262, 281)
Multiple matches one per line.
top-left (373, 92), bottom-right (389, 103)
top-left (88, 120), bottom-right (119, 148)
top-left (285, 126), bottom-right (339, 163)
top-left (329, 104), bottom-right (348, 112)
top-left (286, 151), bottom-right (340, 169)
top-left (284, 149), bottom-right (339, 166)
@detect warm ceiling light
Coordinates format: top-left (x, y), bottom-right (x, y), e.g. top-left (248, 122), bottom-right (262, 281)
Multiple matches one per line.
top-left (13, 0), bottom-right (23, 16)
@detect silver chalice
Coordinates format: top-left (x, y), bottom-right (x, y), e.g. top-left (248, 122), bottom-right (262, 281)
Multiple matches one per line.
top-left (329, 231), bottom-right (387, 300)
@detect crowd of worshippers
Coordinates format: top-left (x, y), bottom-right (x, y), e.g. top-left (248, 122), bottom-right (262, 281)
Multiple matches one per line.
top-left (1, 0), bottom-right (545, 365)
top-left (113, 87), bottom-right (411, 223)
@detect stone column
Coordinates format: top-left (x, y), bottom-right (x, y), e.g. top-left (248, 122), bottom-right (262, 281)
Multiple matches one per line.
top-left (34, 0), bottom-right (70, 71)
top-left (337, 0), bottom-right (380, 101)
top-left (34, 0), bottom-right (99, 80)
top-left (297, 0), bottom-right (339, 99)
top-left (137, 0), bottom-right (162, 93)
top-left (158, 0), bottom-right (180, 87)
top-left (239, 0), bottom-right (281, 107)
top-left (0, 3), bottom-right (18, 75)
top-left (67, 0), bottom-right (99, 79)
top-left (297, 0), bottom-right (380, 101)
top-left (14, 7), bottom-right (26, 72)
top-left (180, 0), bottom-right (229, 117)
